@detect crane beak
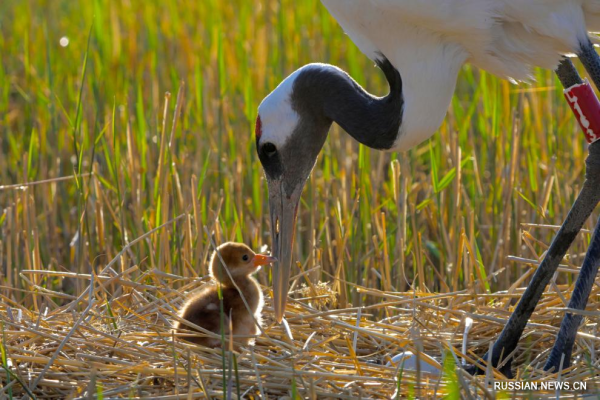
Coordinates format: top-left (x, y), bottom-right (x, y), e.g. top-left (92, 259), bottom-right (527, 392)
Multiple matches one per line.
top-left (267, 179), bottom-right (301, 323)
top-left (252, 254), bottom-right (278, 267)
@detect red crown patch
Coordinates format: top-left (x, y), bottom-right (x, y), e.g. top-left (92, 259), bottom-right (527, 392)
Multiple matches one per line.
top-left (255, 115), bottom-right (262, 139)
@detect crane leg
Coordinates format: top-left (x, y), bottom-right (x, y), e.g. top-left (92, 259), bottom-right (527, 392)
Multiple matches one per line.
top-left (579, 40), bottom-right (600, 90)
top-left (545, 213), bottom-right (600, 372)
top-left (544, 41), bottom-right (600, 373)
top-left (472, 151), bottom-right (600, 377)
top-left (469, 45), bottom-right (600, 377)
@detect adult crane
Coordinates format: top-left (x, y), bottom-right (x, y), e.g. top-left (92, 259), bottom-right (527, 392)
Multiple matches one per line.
top-left (255, 0), bottom-right (600, 376)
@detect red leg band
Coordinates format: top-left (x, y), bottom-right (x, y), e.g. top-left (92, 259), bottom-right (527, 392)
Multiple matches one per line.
top-left (564, 79), bottom-right (600, 144)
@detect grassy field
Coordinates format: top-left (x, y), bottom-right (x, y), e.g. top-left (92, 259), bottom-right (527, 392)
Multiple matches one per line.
top-left (1, 0), bottom-right (599, 398)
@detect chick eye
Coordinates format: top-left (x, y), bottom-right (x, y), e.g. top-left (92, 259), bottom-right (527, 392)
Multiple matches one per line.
top-left (261, 142), bottom-right (277, 158)
top-left (242, 254), bottom-right (250, 262)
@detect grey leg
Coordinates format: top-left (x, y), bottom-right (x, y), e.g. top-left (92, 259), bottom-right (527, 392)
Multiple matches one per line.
top-left (556, 58), bottom-right (583, 88)
top-left (545, 213), bottom-right (600, 372)
top-left (543, 40), bottom-right (600, 372)
top-left (579, 40), bottom-right (600, 90)
top-left (477, 150), bottom-right (600, 376)
top-left (469, 52), bottom-right (600, 377)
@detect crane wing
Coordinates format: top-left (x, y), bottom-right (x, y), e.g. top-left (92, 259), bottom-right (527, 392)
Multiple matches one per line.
top-left (324, 0), bottom-right (599, 80)
top-left (367, 0), bottom-right (495, 36)
top-left (369, 0), bottom-right (600, 38)
top-left (585, 0), bottom-right (600, 32)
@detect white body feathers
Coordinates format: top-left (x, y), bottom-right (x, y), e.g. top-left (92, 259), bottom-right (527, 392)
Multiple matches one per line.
top-left (321, 0), bottom-right (600, 150)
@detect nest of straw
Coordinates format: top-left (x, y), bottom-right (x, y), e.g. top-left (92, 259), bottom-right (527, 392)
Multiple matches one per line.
top-left (1, 260), bottom-right (600, 400)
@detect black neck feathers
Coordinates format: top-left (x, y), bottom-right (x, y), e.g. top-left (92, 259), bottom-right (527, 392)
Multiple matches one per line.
top-left (291, 55), bottom-right (404, 150)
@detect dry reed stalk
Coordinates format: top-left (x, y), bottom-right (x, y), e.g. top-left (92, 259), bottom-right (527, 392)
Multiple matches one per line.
top-left (0, 225), bottom-right (599, 398)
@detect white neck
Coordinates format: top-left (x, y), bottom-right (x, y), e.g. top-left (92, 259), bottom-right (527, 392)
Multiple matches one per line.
top-left (320, 1), bottom-right (468, 151)
top-left (387, 30), bottom-right (467, 151)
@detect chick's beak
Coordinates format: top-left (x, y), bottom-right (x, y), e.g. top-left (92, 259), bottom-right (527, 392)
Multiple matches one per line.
top-left (253, 254), bottom-right (278, 267)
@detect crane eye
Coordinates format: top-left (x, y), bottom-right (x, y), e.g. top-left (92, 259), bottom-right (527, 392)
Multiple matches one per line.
top-left (261, 142), bottom-right (278, 158)
top-left (242, 254), bottom-right (250, 262)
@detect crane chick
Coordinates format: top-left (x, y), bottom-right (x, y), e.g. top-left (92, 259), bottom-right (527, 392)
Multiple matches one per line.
top-left (174, 242), bottom-right (276, 348)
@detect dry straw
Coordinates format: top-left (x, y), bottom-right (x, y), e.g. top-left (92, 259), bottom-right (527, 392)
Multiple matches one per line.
top-left (2, 225), bottom-right (600, 399)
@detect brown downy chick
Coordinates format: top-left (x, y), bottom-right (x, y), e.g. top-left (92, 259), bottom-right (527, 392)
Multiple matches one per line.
top-left (174, 242), bottom-right (276, 347)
